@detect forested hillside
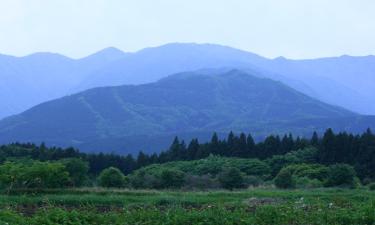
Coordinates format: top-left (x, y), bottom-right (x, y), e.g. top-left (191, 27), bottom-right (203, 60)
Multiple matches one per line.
top-left (1, 70), bottom-right (373, 153)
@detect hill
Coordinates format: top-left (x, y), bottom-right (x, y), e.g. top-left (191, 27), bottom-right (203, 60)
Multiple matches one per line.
top-left (0, 69), bottom-right (373, 153)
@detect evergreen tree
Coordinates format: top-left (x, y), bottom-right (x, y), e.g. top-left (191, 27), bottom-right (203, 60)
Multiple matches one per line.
top-left (311, 131), bottom-right (319, 146)
top-left (209, 132), bottom-right (220, 155)
top-left (226, 131), bottom-right (235, 156)
top-left (246, 134), bottom-right (256, 158)
top-left (187, 138), bottom-right (200, 160)
top-left (233, 133), bottom-right (248, 157)
top-left (136, 151), bottom-right (149, 168)
top-left (320, 128), bottom-right (336, 164)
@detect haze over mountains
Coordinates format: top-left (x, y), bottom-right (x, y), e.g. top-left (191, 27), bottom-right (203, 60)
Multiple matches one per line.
top-left (1, 43), bottom-right (375, 153)
top-left (1, 43), bottom-right (375, 121)
top-left (0, 47), bottom-right (126, 119)
top-left (0, 69), bottom-right (374, 154)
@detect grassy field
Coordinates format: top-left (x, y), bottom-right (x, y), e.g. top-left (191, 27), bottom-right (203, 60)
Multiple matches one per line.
top-left (0, 188), bottom-right (374, 224)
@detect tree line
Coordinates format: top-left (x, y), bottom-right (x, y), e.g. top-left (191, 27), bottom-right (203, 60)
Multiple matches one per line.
top-left (1, 128), bottom-right (374, 180)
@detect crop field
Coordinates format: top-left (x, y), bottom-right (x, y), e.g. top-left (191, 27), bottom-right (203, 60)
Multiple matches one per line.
top-left (0, 188), bottom-right (374, 225)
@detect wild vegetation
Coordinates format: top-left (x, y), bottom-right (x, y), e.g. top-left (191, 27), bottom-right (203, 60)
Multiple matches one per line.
top-left (1, 188), bottom-right (375, 224)
top-left (0, 128), bottom-right (375, 223)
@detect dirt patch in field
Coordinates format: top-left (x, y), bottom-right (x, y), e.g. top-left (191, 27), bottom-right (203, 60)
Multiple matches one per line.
top-left (243, 197), bottom-right (284, 208)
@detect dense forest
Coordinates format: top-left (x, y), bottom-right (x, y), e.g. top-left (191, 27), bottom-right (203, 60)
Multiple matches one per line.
top-left (0, 128), bottom-right (374, 190)
top-left (1, 128), bottom-right (374, 177)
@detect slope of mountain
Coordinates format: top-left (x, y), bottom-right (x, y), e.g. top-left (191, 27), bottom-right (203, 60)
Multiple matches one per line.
top-left (75, 43), bottom-right (268, 89)
top-left (0, 70), bottom-right (373, 154)
top-left (262, 56), bottom-right (375, 115)
top-left (75, 43), bottom-right (375, 115)
top-left (0, 47), bottom-right (127, 119)
top-left (1, 43), bottom-right (374, 119)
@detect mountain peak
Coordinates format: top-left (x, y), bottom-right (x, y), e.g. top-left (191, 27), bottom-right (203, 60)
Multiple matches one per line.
top-left (0, 69), bottom-right (365, 153)
top-left (79, 47), bottom-right (127, 63)
top-left (23, 52), bottom-right (73, 61)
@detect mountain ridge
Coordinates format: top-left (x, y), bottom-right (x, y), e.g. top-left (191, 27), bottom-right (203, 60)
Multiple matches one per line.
top-left (1, 69), bottom-right (371, 154)
top-left (1, 42), bottom-right (374, 120)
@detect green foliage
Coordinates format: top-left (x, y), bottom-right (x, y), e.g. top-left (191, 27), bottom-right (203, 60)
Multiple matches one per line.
top-left (368, 182), bottom-right (375, 191)
top-left (244, 175), bottom-right (263, 187)
top-left (325, 164), bottom-right (358, 188)
top-left (2, 189), bottom-right (375, 224)
top-left (218, 167), bottom-right (245, 190)
top-left (0, 161), bottom-right (70, 189)
top-left (274, 168), bottom-right (295, 189)
top-left (160, 169), bottom-right (185, 189)
top-left (267, 147), bottom-right (318, 176)
top-left (59, 158), bottom-right (89, 187)
top-left (98, 167), bottom-right (126, 188)
top-left (128, 156), bottom-right (270, 189)
top-left (281, 163), bottom-right (329, 181)
top-left (295, 177), bottom-right (323, 188)
top-left (226, 158), bottom-right (271, 178)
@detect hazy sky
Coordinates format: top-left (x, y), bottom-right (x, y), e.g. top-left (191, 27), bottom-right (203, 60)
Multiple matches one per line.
top-left (0, 0), bottom-right (374, 59)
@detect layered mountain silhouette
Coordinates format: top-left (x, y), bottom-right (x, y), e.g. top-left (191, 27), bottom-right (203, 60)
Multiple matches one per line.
top-left (75, 43), bottom-right (375, 115)
top-left (0, 70), bottom-right (373, 153)
top-left (1, 43), bottom-right (374, 120)
top-left (0, 47), bottom-right (127, 119)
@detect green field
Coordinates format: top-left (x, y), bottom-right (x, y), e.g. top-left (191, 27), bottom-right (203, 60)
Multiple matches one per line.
top-left (0, 188), bottom-right (374, 225)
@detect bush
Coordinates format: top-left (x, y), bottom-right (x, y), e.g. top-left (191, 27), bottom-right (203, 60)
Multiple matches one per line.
top-left (368, 182), bottom-right (375, 191)
top-left (266, 148), bottom-right (318, 177)
top-left (98, 167), bottom-right (126, 188)
top-left (218, 167), bottom-right (245, 190)
top-left (129, 171), bottom-right (152, 189)
top-left (281, 164), bottom-right (329, 181)
top-left (325, 164), bottom-right (357, 188)
top-left (295, 177), bottom-right (323, 188)
top-left (274, 168), bottom-right (295, 189)
top-left (184, 175), bottom-right (220, 190)
top-left (0, 161), bottom-right (70, 189)
top-left (59, 158), bottom-right (89, 187)
top-left (227, 159), bottom-right (271, 179)
top-left (160, 169), bottom-right (185, 189)
top-left (244, 175), bottom-right (263, 187)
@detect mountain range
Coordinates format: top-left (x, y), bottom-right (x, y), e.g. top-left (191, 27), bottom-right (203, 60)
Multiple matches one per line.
top-left (1, 43), bottom-right (374, 121)
top-left (0, 47), bottom-right (126, 119)
top-left (0, 69), bottom-right (374, 154)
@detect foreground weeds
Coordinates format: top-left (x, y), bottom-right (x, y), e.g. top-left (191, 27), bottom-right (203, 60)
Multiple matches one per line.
top-left (0, 188), bottom-right (374, 225)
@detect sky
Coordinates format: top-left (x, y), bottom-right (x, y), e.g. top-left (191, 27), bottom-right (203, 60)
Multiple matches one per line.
top-left (0, 0), bottom-right (374, 59)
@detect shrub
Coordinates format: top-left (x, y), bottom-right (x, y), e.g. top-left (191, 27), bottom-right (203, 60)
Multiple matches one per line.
top-left (274, 168), bottom-right (295, 189)
top-left (0, 161), bottom-right (70, 189)
top-left (282, 164), bottom-right (329, 181)
top-left (184, 175), bottom-right (220, 190)
top-left (266, 148), bottom-right (318, 177)
top-left (244, 175), bottom-right (263, 187)
top-left (218, 167), bottom-right (245, 190)
top-left (267, 154), bottom-right (300, 177)
top-left (160, 169), bottom-right (185, 189)
top-left (295, 177), bottom-right (323, 188)
top-left (98, 167), bottom-right (125, 188)
top-left (128, 170), bottom-right (161, 189)
top-left (325, 164), bottom-right (357, 188)
top-left (368, 182), bottom-right (375, 191)
top-left (227, 159), bottom-right (271, 179)
top-left (59, 158), bottom-right (89, 187)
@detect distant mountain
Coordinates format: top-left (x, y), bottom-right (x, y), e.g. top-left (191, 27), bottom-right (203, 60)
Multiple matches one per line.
top-left (75, 43), bottom-right (375, 115)
top-left (1, 43), bottom-right (374, 119)
top-left (0, 47), bottom-right (127, 119)
top-left (0, 70), bottom-right (373, 154)
top-left (260, 55), bottom-right (375, 115)
top-left (75, 43), bottom-right (268, 89)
